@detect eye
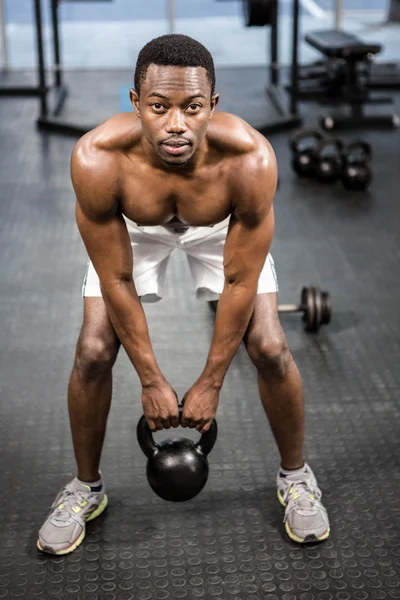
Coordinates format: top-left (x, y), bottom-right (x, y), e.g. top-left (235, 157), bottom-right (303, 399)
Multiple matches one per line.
top-left (187, 104), bottom-right (201, 113)
top-left (151, 103), bottom-right (166, 112)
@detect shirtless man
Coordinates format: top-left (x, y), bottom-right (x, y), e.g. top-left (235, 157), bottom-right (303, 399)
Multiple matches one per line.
top-left (37, 34), bottom-right (330, 555)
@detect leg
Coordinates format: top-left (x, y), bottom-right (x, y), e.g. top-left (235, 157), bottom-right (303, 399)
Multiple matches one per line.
top-left (243, 292), bottom-right (304, 470)
top-left (37, 297), bottom-right (118, 555)
top-left (244, 293), bottom-right (330, 543)
top-left (69, 297), bottom-right (120, 482)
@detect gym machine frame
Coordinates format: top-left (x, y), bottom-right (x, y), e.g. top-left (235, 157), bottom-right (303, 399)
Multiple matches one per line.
top-left (0, 0), bottom-right (37, 96)
top-left (251, 0), bottom-right (303, 136)
top-left (36, 0), bottom-right (96, 136)
top-left (0, 0), bottom-right (92, 135)
top-left (286, 0), bottom-right (400, 127)
top-left (0, 0), bottom-right (65, 104)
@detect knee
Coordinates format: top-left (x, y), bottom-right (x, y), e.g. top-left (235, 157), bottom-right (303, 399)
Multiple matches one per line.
top-left (75, 334), bottom-right (118, 380)
top-left (247, 334), bottom-right (292, 380)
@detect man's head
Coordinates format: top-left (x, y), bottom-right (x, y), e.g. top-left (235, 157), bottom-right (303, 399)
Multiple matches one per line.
top-left (131, 34), bottom-right (219, 167)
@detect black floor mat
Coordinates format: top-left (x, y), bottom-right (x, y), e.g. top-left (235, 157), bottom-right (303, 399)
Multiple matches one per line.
top-left (0, 68), bottom-right (399, 599)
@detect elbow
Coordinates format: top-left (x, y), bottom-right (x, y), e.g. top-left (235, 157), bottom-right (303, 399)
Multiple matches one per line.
top-left (100, 275), bottom-right (134, 296)
top-left (224, 273), bottom-right (258, 294)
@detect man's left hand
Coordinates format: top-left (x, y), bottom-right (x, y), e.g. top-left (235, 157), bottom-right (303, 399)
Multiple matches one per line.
top-left (181, 380), bottom-right (220, 433)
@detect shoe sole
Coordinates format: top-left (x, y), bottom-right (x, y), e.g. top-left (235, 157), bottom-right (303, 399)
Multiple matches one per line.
top-left (278, 490), bottom-right (330, 544)
top-left (37, 494), bottom-right (108, 556)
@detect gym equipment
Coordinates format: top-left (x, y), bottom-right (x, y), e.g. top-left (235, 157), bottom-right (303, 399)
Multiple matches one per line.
top-left (137, 410), bottom-right (218, 502)
top-left (301, 30), bottom-right (399, 130)
top-left (313, 138), bottom-right (343, 183)
top-left (0, 0), bottom-right (69, 109)
top-left (279, 286), bottom-right (332, 333)
top-left (388, 0), bottom-right (400, 21)
top-left (262, 0), bottom-right (400, 130)
top-left (340, 141), bottom-right (372, 191)
top-left (245, 0), bottom-right (400, 130)
top-left (369, 62), bottom-right (400, 91)
top-left (241, 0), bottom-right (302, 135)
top-left (0, 0), bottom-right (104, 136)
top-left (242, 0), bottom-right (276, 26)
top-left (290, 129), bottom-right (325, 177)
top-left (210, 286), bottom-right (332, 333)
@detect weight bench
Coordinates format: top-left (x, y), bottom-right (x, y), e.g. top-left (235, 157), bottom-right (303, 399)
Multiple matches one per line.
top-left (304, 29), bottom-right (399, 129)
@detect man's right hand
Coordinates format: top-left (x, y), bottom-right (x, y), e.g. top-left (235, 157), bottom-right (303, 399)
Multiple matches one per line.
top-left (142, 380), bottom-right (180, 431)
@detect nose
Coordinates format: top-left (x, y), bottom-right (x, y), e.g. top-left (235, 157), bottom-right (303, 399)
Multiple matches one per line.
top-left (166, 109), bottom-right (187, 135)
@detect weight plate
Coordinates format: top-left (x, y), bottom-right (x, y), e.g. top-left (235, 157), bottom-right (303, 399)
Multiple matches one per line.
top-left (243, 0), bottom-right (276, 27)
top-left (321, 291), bottom-right (332, 325)
top-left (301, 286), bottom-right (316, 332)
top-left (313, 287), bottom-right (323, 332)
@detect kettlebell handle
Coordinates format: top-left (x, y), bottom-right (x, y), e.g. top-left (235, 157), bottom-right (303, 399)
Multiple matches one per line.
top-left (136, 407), bottom-right (218, 459)
top-left (195, 418), bottom-right (218, 457)
top-left (290, 128), bottom-right (324, 153)
top-left (313, 137), bottom-right (343, 156)
top-left (342, 140), bottom-right (372, 161)
top-left (137, 414), bottom-right (159, 459)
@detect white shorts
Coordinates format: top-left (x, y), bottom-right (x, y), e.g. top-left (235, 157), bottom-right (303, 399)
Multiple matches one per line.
top-left (82, 217), bottom-right (279, 303)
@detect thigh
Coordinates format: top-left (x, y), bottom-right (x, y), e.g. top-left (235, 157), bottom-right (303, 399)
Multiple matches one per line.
top-left (185, 225), bottom-right (279, 300)
top-left (243, 292), bottom-right (286, 351)
top-left (78, 297), bottom-right (120, 357)
top-left (184, 226), bottom-right (227, 300)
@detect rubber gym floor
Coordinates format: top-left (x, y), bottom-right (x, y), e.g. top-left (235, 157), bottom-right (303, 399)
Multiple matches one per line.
top-left (0, 68), bottom-right (399, 600)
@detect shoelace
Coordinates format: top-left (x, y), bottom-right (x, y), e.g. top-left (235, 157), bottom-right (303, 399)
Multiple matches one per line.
top-left (51, 487), bottom-right (95, 523)
top-left (282, 477), bottom-right (322, 519)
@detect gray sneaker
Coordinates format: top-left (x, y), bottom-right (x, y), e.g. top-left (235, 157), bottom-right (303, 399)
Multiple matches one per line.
top-left (37, 477), bottom-right (108, 555)
top-left (277, 462), bottom-right (330, 543)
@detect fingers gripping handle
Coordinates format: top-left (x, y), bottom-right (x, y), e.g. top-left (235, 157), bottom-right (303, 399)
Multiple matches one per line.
top-left (137, 409), bottom-right (218, 459)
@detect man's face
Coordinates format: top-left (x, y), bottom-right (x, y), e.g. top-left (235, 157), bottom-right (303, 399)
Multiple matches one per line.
top-left (131, 65), bottom-right (218, 166)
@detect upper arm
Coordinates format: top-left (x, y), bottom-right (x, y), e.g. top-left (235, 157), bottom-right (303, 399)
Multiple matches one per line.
top-left (71, 141), bottom-right (133, 292)
top-left (223, 139), bottom-right (277, 287)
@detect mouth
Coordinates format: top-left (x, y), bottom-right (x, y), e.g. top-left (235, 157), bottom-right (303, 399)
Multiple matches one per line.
top-left (161, 141), bottom-right (190, 156)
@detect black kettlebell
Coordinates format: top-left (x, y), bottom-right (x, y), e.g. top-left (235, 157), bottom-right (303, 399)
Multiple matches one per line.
top-left (340, 140), bottom-right (372, 191)
top-left (290, 128), bottom-right (325, 177)
top-left (137, 409), bottom-right (218, 502)
top-left (313, 138), bottom-right (343, 183)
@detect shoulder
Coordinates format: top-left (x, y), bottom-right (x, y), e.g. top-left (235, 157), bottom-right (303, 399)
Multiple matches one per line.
top-left (208, 112), bottom-right (275, 159)
top-left (210, 113), bottom-right (277, 215)
top-left (71, 113), bottom-right (141, 186)
top-left (208, 112), bottom-right (277, 180)
top-left (209, 114), bottom-right (277, 225)
top-left (71, 113), bottom-right (141, 216)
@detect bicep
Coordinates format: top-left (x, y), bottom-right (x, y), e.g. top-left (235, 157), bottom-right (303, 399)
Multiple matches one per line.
top-left (223, 207), bottom-right (275, 286)
top-left (76, 200), bottom-right (133, 291)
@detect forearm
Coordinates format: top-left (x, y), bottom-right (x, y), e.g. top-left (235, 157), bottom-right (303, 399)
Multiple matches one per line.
top-left (101, 280), bottom-right (163, 386)
top-left (201, 282), bottom-right (258, 387)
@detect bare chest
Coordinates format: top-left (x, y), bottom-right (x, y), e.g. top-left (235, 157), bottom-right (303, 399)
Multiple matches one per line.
top-left (119, 170), bottom-right (233, 228)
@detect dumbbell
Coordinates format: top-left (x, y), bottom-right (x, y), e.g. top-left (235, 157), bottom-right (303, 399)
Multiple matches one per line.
top-left (209, 286), bottom-right (332, 333)
top-left (278, 286), bottom-right (332, 333)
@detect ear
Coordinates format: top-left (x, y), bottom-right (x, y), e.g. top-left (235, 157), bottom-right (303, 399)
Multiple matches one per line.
top-left (209, 93), bottom-right (219, 119)
top-left (130, 88), bottom-right (140, 115)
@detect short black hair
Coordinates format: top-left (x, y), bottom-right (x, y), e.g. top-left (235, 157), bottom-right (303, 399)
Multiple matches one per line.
top-left (134, 34), bottom-right (216, 97)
